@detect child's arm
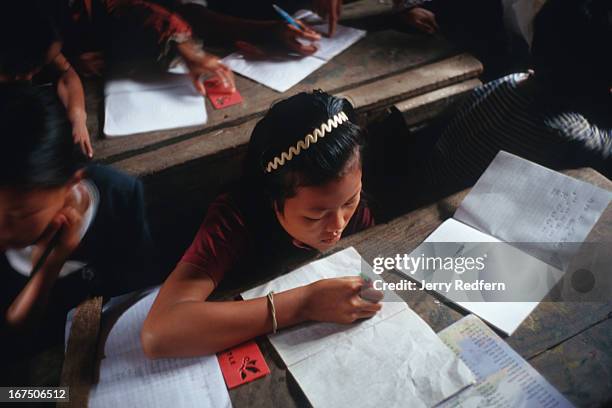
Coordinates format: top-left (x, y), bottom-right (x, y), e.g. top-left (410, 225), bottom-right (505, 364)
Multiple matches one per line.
top-left (54, 53), bottom-right (93, 158)
top-left (142, 262), bottom-right (380, 358)
top-left (4, 187), bottom-right (89, 331)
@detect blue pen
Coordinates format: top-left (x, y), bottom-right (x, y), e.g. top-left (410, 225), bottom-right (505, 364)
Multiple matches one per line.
top-left (272, 4), bottom-right (303, 31)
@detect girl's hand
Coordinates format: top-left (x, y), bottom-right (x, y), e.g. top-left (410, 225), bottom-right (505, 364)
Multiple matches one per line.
top-left (73, 120), bottom-right (93, 158)
top-left (31, 184), bottom-right (90, 270)
top-left (399, 7), bottom-right (439, 34)
top-left (177, 41), bottom-right (236, 95)
top-left (302, 277), bottom-right (382, 324)
top-left (276, 21), bottom-right (322, 55)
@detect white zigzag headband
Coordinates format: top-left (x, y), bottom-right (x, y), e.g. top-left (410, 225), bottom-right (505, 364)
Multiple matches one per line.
top-left (264, 111), bottom-right (350, 173)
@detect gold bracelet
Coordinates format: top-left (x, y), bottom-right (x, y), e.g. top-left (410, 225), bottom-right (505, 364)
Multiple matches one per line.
top-left (267, 291), bottom-right (277, 334)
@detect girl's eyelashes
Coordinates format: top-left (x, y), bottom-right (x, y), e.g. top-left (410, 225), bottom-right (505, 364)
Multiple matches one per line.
top-left (303, 215), bottom-right (323, 222)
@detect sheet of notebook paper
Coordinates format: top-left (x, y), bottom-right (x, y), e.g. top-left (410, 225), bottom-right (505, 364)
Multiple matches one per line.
top-left (222, 14), bottom-right (366, 92)
top-left (103, 71), bottom-right (207, 137)
top-left (402, 218), bottom-right (562, 335)
top-left (454, 151), bottom-right (612, 271)
top-left (65, 289), bottom-right (231, 408)
top-left (438, 315), bottom-right (575, 408)
top-left (242, 247), bottom-right (475, 408)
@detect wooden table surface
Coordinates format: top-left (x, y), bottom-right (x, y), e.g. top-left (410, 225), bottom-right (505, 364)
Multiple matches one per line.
top-left (224, 167), bottom-right (612, 408)
top-left (60, 168), bottom-right (611, 407)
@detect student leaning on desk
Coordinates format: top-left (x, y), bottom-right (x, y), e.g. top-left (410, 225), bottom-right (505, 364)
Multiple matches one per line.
top-left (0, 84), bottom-right (160, 364)
top-left (142, 90), bottom-right (383, 358)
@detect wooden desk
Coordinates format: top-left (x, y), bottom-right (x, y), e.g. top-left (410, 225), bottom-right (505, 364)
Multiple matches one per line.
top-left (61, 168), bottom-right (612, 407)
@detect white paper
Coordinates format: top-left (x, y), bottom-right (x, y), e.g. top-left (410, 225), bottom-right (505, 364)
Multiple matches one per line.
top-left (401, 219), bottom-right (563, 335)
top-left (242, 247), bottom-right (475, 408)
top-left (222, 15), bottom-right (366, 92)
top-left (438, 315), bottom-right (575, 408)
top-left (65, 289), bottom-right (231, 408)
top-left (104, 72), bottom-right (207, 137)
top-left (454, 151), bottom-right (612, 271)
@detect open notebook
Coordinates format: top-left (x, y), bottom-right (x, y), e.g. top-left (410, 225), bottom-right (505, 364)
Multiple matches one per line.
top-left (223, 11), bottom-right (366, 92)
top-left (242, 247), bottom-right (476, 408)
top-left (104, 67), bottom-right (207, 137)
top-left (438, 315), bottom-right (574, 408)
top-left (65, 289), bottom-right (231, 408)
top-left (397, 151), bottom-right (611, 335)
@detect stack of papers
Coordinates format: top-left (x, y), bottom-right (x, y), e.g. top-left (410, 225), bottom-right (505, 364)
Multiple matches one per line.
top-left (223, 18), bottom-right (366, 92)
top-left (104, 71), bottom-right (207, 137)
top-left (242, 247), bottom-right (476, 408)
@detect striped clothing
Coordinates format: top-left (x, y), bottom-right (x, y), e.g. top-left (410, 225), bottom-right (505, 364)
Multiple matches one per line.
top-left (425, 73), bottom-right (612, 189)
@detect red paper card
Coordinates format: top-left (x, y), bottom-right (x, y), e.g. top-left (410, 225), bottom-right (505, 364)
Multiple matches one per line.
top-left (204, 79), bottom-right (243, 109)
top-left (217, 341), bottom-right (270, 389)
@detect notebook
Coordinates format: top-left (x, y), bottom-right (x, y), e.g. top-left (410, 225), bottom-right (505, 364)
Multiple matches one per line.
top-left (396, 151), bottom-right (612, 335)
top-left (242, 247), bottom-right (476, 408)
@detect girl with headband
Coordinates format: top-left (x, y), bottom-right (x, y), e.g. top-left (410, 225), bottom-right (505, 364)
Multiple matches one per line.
top-left (142, 90), bottom-right (382, 357)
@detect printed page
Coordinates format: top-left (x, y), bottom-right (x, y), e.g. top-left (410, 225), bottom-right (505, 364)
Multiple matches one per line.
top-left (438, 315), bottom-right (574, 408)
top-left (401, 218), bottom-right (563, 335)
top-left (222, 13), bottom-right (366, 92)
top-left (454, 151), bottom-right (612, 271)
top-left (104, 72), bottom-right (207, 136)
top-left (242, 247), bottom-right (475, 408)
top-left (66, 289), bottom-right (231, 408)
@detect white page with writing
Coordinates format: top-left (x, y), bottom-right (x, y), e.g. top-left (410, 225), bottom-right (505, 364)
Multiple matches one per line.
top-left (65, 289), bottom-right (231, 408)
top-left (401, 218), bottom-right (563, 335)
top-left (454, 151), bottom-right (612, 271)
top-left (104, 72), bottom-right (207, 137)
top-left (242, 247), bottom-right (475, 408)
top-left (438, 315), bottom-right (574, 408)
top-left (222, 14), bottom-right (366, 92)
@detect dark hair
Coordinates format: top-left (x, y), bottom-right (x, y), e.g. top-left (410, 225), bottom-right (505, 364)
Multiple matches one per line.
top-left (0, 83), bottom-right (86, 189)
top-left (0, 3), bottom-right (60, 77)
top-left (242, 90), bottom-right (365, 212)
top-left (531, 0), bottom-right (611, 102)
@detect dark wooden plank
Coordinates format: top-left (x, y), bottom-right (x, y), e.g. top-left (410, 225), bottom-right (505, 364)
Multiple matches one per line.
top-left (58, 297), bottom-right (103, 408)
top-left (528, 317), bottom-right (612, 408)
top-left (88, 29), bottom-right (460, 163)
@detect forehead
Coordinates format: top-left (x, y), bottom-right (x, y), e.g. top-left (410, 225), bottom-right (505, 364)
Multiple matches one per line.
top-left (290, 165), bottom-right (362, 211)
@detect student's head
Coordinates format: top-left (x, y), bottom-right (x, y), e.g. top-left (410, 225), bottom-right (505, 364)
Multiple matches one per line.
top-left (244, 91), bottom-right (365, 251)
top-left (531, 0), bottom-right (612, 101)
top-left (0, 84), bottom-right (86, 251)
top-left (0, 4), bottom-right (61, 81)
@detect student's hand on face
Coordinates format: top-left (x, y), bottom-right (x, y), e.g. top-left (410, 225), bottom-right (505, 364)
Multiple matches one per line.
top-left (399, 7), bottom-right (439, 34)
top-left (73, 122), bottom-right (94, 158)
top-left (31, 184), bottom-right (90, 269)
top-left (312, 0), bottom-right (342, 36)
top-left (302, 277), bottom-right (382, 324)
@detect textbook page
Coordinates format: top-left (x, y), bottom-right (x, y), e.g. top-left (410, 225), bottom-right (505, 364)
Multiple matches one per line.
top-left (222, 17), bottom-right (366, 92)
top-left (242, 247), bottom-right (475, 408)
top-left (104, 71), bottom-right (207, 137)
top-left (402, 218), bottom-right (563, 335)
top-left (454, 151), bottom-right (612, 271)
top-left (438, 315), bottom-right (574, 408)
top-left (66, 289), bottom-right (231, 408)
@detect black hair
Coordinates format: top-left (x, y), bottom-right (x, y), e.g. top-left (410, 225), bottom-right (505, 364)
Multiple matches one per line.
top-left (531, 0), bottom-right (611, 103)
top-left (0, 3), bottom-right (60, 77)
top-left (242, 90), bottom-right (365, 212)
top-left (0, 83), bottom-right (87, 189)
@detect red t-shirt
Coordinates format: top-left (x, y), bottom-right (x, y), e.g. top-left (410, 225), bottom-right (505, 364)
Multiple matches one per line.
top-left (181, 194), bottom-right (374, 287)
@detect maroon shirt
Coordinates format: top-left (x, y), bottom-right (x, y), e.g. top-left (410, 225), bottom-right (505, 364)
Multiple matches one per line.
top-left (181, 194), bottom-right (374, 287)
